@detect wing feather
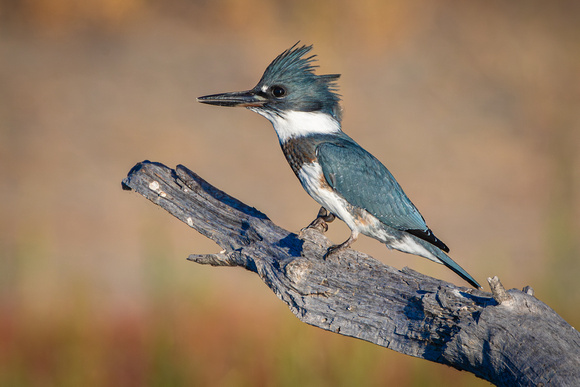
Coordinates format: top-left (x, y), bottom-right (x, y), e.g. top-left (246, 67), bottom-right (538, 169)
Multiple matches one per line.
top-left (316, 141), bottom-right (430, 233)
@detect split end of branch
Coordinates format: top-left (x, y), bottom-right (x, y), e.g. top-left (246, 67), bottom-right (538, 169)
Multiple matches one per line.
top-left (487, 276), bottom-right (512, 304)
top-left (187, 251), bottom-right (239, 267)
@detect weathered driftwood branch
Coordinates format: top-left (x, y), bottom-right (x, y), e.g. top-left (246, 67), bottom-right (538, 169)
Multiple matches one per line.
top-left (122, 161), bottom-right (580, 386)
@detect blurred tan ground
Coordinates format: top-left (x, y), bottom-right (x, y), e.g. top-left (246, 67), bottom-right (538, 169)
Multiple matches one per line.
top-left (0, 1), bottom-right (579, 386)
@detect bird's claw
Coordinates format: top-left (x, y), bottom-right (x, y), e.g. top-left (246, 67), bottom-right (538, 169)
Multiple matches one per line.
top-left (302, 207), bottom-right (335, 234)
top-left (322, 230), bottom-right (358, 260)
top-left (303, 217), bottom-right (329, 233)
top-left (323, 243), bottom-right (349, 260)
top-left (323, 245), bottom-right (339, 260)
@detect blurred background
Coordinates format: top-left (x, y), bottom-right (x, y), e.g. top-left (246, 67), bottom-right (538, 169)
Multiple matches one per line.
top-left (1, 0), bottom-right (579, 386)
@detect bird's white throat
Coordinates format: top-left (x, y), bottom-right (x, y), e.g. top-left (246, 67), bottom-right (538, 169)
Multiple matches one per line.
top-left (254, 110), bottom-right (341, 143)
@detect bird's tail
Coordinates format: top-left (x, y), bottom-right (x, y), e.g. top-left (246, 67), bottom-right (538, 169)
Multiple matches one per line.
top-left (394, 234), bottom-right (481, 289)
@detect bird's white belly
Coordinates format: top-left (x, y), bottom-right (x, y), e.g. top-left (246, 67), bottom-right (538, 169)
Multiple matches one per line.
top-left (298, 162), bottom-right (371, 233)
top-left (297, 163), bottom-right (438, 261)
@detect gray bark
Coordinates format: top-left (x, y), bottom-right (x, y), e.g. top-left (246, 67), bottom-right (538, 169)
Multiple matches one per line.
top-left (122, 160), bottom-right (580, 386)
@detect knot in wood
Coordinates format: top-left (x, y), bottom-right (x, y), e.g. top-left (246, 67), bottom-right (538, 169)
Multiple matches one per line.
top-left (285, 258), bottom-right (313, 284)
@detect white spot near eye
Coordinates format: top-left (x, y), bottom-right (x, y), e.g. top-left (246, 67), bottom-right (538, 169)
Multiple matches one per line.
top-left (261, 85), bottom-right (268, 93)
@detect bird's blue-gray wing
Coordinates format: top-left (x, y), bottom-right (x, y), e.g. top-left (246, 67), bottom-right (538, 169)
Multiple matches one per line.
top-left (316, 141), bottom-right (428, 232)
top-left (317, 141), bottom-right (478, 286)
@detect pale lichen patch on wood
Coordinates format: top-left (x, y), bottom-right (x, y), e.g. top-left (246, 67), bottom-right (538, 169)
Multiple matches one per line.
top-left (148, 180), bottom-right (167, 197)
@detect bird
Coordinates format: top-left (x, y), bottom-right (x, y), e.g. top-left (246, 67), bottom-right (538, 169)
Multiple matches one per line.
top-left (197, 43), bottom-right (480, 289)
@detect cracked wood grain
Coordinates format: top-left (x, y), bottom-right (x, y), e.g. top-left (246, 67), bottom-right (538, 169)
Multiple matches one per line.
top-left (122, 160), bottom-right (580, 386)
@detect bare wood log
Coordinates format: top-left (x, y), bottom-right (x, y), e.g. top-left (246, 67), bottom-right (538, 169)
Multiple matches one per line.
top-left (122, 160), bottom-right (580, 386)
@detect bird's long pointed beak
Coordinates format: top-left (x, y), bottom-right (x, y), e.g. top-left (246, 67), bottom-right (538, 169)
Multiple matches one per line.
top-left (197, 90), bottom-right (266, 107)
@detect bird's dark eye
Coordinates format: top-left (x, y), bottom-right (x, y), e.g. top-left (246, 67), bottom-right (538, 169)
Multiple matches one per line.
top-left (271, 86), bottom-right (286, 98)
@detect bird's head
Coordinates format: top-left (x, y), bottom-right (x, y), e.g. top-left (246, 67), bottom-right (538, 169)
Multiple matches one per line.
top-left (198, 43), bottom-right (342, 122)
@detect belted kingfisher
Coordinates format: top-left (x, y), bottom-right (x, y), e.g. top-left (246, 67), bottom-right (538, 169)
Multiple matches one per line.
top-left (198, 43), bottom-right (480, 289)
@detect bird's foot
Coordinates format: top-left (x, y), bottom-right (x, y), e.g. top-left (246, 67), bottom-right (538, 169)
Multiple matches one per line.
top-left (305, 217), bottom-right (330, 233)
top-left (322, 231), bottom-right (358, 260)
top-left (323, 243), bottom-right (347, 260)
top-left (301, 207), bottom-right (335, 234)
